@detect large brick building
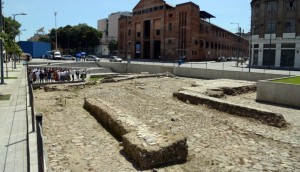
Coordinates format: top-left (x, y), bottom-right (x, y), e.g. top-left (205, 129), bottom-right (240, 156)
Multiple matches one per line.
top-left (251, 0), bottom-right (300, 68)
top-left (118, 0), bottom-right (249, 61)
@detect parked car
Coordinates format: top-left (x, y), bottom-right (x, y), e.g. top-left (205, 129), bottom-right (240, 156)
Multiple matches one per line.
top-left (20, 53), bottom-right (32, 61)
top-left (62, 55), bottom-right (76, 60)
top-left (226, 57), bottom-right (232, 61)
top-left (109, 56), bottom-right (122, 62)
top-left (216, 56), bottom-right (226, 62)
top-left (86, 55), bottom-right (100, 61)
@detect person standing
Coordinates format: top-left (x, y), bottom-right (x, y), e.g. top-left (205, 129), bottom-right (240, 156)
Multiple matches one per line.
top-left (76, 70), bottom-right (80, 81)
top-left (71, 69), bottom-right (75, 81)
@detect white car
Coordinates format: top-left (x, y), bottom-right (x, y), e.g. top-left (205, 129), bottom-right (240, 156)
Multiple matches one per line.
top-left (86, 55), bottom-right (100, 61)
top-left (109, 56), bottom-right (122, 62)
top-left (62, 55), bottom-right (75, 60)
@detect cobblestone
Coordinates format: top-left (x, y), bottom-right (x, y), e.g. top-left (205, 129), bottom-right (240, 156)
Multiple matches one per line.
top-left (35, 77), bottom-right (300, 171)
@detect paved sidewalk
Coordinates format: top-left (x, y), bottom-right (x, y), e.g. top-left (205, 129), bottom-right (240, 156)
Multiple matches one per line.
top-left (0, 63), bottom-right (28, 171)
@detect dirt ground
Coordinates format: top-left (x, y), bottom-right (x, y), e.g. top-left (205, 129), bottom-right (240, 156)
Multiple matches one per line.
top-left (34, 76), bottom-right (300, 172)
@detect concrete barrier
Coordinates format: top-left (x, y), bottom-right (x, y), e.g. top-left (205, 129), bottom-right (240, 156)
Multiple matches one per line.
top-left (98, 62), bottom-right (288, 82)
top-left (257, 77), bottom-right (300, 108)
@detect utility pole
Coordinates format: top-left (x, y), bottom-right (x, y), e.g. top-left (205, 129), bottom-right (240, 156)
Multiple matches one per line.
top-left (0, 0), bottom-right (4, 84)
top-left (54, 12), bottom-right (57, 50)
top-left (12, 13), bottom-right (26, 69)
top-left (231, 22), bottom-right (240, 67)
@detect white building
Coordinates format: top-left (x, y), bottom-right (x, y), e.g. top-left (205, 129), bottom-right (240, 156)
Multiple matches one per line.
top-left (97, 11), bottom-right (132, 43)
top-left (96, 11), bottom-right (132, 56)
top-left (251, 0), bottom-right (300, 69)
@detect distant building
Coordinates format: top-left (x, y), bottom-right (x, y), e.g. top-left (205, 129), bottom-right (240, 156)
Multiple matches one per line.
top-left (97, 11), bottom-right (132, 56)
top-left (19, 41), bottom-right (51, 58)
top-left (97, 11), bottom-right (132, 43)
top-left (250, 0), bottom-right (300, 68)
top-left (118, 0), bottom-right (248, 61)
top-left (97, 18), bottom-right (108, 42)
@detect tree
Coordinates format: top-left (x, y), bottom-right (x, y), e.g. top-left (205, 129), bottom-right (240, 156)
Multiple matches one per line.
top-left (0, 32), bottom-right (22, 62)
top-left (108, 40), bottom-right (118, 55)
top-left (1, 17), bottom-right (23, 62)
top-left (3, 17), bottom-right (21, 41)
top-left (49, 24), bottom-right (102, 53)
top-left (37, 35), bottom-right (51, 42)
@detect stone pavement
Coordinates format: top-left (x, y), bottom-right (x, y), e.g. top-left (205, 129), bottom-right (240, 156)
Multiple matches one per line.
top-left (0, 62), bottom-right (37, 172)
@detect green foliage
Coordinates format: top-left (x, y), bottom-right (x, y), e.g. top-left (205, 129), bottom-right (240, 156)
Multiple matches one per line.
top-left (0, 17), bottom-right (23, 57)
top-left (3, 17), bottom-right (21, 40)
top-left (273, 76), bottom-right (300, 85)
top-left (108, 40), bottom-right (118, 55)
top-left (37, 35), bottom-right (51, 42)
top-left (49, 24), bottom-right (102, 53)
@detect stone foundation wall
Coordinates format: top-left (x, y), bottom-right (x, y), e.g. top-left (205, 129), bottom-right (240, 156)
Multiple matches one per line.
top-left (83, 98), bottom-right (188, 169)
top-left (122, 132), bottom-right (187, 169)
top-left (173, 90), bottom-right (287, 128)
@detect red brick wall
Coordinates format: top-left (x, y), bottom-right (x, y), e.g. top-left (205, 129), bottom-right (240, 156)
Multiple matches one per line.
top-left (118, 1), bottom-right (249, 61)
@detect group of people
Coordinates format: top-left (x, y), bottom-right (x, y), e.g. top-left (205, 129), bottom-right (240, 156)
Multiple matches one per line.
top-left (28, 67), bottom-right (86, 83)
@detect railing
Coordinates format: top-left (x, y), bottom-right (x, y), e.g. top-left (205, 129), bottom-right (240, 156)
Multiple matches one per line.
top-left (36, 114), bottom-right (45, 172)
top-left (25, 66), bottom-right (30, 172)
top-left (27, 64), bottom-right (46, 172)
top-left (111, 58), bottom-right (300, 76)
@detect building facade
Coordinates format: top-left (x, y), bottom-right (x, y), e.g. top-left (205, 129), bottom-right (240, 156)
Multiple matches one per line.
top-left (97, 18), bottom-right (108, 42)
top-left (97, 11), bottom-right (132, 43)
top-left (118, 0), bottom-right (249, 61)
top-left (251, 0), bottom-right (300, 68)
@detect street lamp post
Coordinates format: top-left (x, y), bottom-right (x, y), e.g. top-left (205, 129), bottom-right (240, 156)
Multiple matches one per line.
top-left (54, 12), bottom-right (57, 50)
top-left (12, 13), bottom-right (27, 69)
top-left (230, 22), bottom-right (241, 67)
top-left (0, 0), bottom-right (4, 84)
top-left (18, 29), bottom-right (26, 63)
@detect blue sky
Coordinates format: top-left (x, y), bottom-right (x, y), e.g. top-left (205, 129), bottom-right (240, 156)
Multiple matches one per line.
top-left (3, 0), bottom-right (251, 41)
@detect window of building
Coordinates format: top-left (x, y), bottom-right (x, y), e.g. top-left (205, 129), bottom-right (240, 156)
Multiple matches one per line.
top-left (168, 23), bottom-right (172, 31)
top-left (168, 39), bottom-right (172, 44)
top-left (211, 42), bottom-right (214, 49)
top-left (194, 39), bottom-right (198, 45)
top-left (128, 29), bottom-right (131, 36)
top-left (137, 32), bottom-right (141, 37)
top-left (254, 4), bottom-right (259, 16)
top-left (266, 20), bottom-right (276, 33)
top-left (156, 29), bottom-right (161, 36)
top-left (200, 40), bottom-right (204, 48)
top-left (159, 5), bottom-right (164, 10)
top-left (206, 27), bottom-right (209, 33)
top-left (285, 19), bottom-right (295, 33)
top-left (253, 24), bottom-right (259, 35)
top-left (206, 41), bottom-right (209, 49)
top-left (127, 42), bottom-right (131, 51)
top-left (267, 1), bottom-right (277, 13)
top-left (286, 0), bottom-right (296, 11)
top-left (169, 13), bottom-right (173, 18)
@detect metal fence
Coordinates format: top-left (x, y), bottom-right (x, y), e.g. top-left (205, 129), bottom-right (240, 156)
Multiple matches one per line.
top-left (27, 64), bottom-right (46, 172)
top-left (116, 59), bottom-right (300, 76)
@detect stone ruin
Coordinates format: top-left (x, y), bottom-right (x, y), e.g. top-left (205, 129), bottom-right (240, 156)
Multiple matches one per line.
top-left (83, 98), bottom-right (188, 170)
